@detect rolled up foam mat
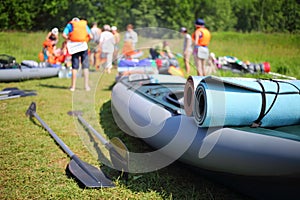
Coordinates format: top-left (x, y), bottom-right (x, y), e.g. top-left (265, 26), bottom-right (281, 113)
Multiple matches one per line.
top-left (193, 76), bottom-right (300, 127)
top-left (184, 76), bottom-right (205, 116)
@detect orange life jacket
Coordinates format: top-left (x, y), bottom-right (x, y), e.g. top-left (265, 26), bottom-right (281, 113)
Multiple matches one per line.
top-left (192, 27), bottom-right (211, 46)
top-left (39, 40), bottom-right (55, 62)
top-left (69, 20), bottom-right (89, 42)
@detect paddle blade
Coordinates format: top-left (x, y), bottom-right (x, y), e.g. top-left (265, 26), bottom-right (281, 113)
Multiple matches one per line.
top-left (68, 158), bottom-right (115, 188)
top-left (25, 102), bottom-right (36, 117)
top-left (9, 90), bottom-right (37, 97)
top-left (1, 87), bottom-right (19, 92)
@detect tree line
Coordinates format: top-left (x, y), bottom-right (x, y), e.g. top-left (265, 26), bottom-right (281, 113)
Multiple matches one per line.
top-left (1, 0), bottom-right (299, 34)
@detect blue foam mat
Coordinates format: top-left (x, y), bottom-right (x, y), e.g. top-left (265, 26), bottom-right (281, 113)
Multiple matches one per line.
top-left (193, 76), bottom-right (300, 127)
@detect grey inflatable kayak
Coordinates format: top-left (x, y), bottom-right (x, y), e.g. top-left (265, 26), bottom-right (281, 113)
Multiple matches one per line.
top-left (111, 74), bottom-right (300, 179)
top-left (0, 61), bottom-right (60, 82)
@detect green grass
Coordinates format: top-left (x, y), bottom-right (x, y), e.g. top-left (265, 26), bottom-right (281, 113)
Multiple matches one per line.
top-left (209, 32), bottom-right (300, 78)
top-left (0, 71), bottom-right (246, 200)
top-left (1, 31), bottom-right (299, 199)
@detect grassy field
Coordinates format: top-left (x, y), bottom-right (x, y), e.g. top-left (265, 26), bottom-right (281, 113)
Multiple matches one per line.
top-left (0, 31), bottom-right (299, 200)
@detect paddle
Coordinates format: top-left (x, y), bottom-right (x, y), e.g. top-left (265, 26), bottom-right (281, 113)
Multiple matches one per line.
top-left (268, 72), bottom-right (296, 80)
top-left (0, 90), bottom-right (37, 100)
top-left (67, 111), bottom-right (129, 180)
top-left (26, 102), bottom-right (115, 188)
top-left (0, 87), bottom-right (20, 95)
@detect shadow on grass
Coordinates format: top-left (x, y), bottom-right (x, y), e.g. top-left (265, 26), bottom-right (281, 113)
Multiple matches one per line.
top-left (39, 83), bottom-right (69, 90)
top-left (28, 115), bottom-right (43, 129)
top-left (74, 117), bottom-right (119, 180)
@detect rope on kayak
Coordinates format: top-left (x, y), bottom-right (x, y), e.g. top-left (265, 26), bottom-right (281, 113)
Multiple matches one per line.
top-left (250, 78), bottom-right (300, 127)
top-left (251, 79), bottom-right (281, 127)
top-left (270, 79), bottom-right (300, 95)
top-left (251, 79), bottom-right (267, 127)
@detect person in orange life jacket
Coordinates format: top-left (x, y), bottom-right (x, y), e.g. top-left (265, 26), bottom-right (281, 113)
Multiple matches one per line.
top-left (39, 40), bottom-right (55, 63)
top-left (192, 18), bottom-right (211, 76)
top-left (39, 28), bottom-right (59, 63)
top-left (62, 17), bottom-right (93, 91)
top-left (46, 27), bottom-right (59, 50)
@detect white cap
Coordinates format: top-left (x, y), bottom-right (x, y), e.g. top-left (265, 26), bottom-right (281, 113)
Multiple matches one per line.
top-left (180, 27), bottom-right (187, 32)
top-left (103, 24), bottom-right (111, 31)
top-left (51, 27), bottom-right (58, 34)
top-left (111, 26), bottom-right (117, 31)
top-left (72, 17), bottom-right (80, 21)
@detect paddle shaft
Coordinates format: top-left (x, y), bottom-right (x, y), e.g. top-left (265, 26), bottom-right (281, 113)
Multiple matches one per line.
top-left (0, 89), bottom-right (22, 98)
top-left (0, 91), bottom-right (12, 95)
top-left (0, 90), bottom-right (36, 100)
top-left (268, 72), bottom-right (296, 80)
top-left (0, 95), bottom-right (22, 100)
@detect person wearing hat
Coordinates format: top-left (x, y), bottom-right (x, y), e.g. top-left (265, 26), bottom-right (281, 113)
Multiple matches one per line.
top-left (192, 18), bottom-right (211, 76)
top-left (180, 27), bottom-right (193, 74)
top-left (111, 26), bottom-right (120, 66)
top-left (62, 17), bottom-right (93, 91)
top-left (45, 27), bottom-right (59, 51)
top-left (39, 27), bottom-right (59, 64)
top-left (46, 27), bottom-right (59, 44)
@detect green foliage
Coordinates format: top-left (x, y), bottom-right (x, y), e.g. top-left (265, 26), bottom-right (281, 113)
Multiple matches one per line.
top-left (231, 0), bottom-right (258, 32)
top-left (0, 0), bottom-right (300, 33)
top-left (131, 0), bottom-right (162, 28)
top-left (0, 2), bottom-right (9, 30)
top-left (1, 0), bottom-right (38, 30)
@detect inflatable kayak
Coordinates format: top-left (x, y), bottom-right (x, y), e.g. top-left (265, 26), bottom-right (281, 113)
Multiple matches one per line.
top-left (111, 74), bottom-right (300, 184)
top-left (0, 60), bottom-right (60, 82)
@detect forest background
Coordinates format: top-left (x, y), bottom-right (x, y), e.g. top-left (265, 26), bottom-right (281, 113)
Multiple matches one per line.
top-left (1, 0), bottom-right (300, 33)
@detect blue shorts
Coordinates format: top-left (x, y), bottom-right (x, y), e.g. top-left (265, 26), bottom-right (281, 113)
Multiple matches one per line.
top-left (71, 50), bottom-right (89, 69)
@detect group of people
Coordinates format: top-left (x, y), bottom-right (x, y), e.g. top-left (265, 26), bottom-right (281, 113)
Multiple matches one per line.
top-left (90, 23), bottom-right (138, 73)
top-left (39, 17), bottom-right (139, 92)
top-left (62, 18), bottom-right (138, 91)
top-left (180, 18), bottom-right (212, 76)
top-left (88, 23), bottom-right (121, 74)
top-left (147, 18), bottom-right (212, 76)
top-left (39, 17), bottom-right (211, 92)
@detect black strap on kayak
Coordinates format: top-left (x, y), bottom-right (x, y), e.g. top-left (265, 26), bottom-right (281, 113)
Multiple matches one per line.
top-left (251, 80), bottom-right (266, 127)
top-left (272, 79), bottom-right (300, 95)
top-left (251, 79), bottom-right (282, 128)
